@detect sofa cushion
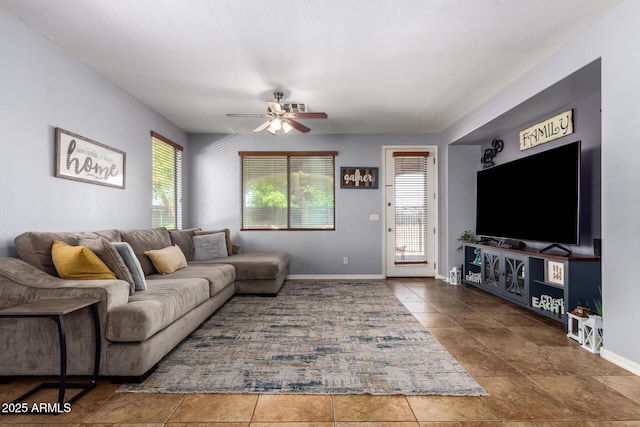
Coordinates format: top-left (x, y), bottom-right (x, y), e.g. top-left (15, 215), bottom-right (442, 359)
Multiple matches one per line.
top-left (105, 278), bottom-right (210, 342)
top-left (51, 240), bottom-right (116, 280)
top-left (80, 237), bottom-right (135, 294)
top-left (146, 264), bottom-right (236, 297)
top-left (193, 251), bottom-right (290, 281)
top-left (193, 232), bottom-right (228, 261)
top-left (113, 242), bottom-right (147, 291)
top-left (144, 245), bottom-right (188, 275)
top-left (93, 229), bottom-right (122, 243)
top-left (169, 228), bottom-right (200, 261)
top-left (15, 231), bottom-right (103, 275)
top-left (119, 228), bottom-right (172, 276)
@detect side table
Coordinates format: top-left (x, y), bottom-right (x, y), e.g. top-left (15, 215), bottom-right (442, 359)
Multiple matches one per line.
top-left (0, 298), bottom-right (100, 414)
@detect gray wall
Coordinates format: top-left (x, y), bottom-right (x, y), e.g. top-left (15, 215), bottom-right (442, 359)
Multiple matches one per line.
top-left (443, 1), bottom-right (640, 372)
top-left (186, 133), bottom-right (441, 277)
top-left (599, 1), bottom-right (640, 371)
top-left (446, 145), bottom-right (481, 272)
top-left (0, 9), bottom-right (187, 257)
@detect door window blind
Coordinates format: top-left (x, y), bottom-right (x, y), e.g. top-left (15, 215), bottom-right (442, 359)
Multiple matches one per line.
top-left (393, 152), bottom-right (429, 264)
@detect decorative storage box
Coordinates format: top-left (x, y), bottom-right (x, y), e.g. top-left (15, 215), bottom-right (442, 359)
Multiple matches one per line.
top-left (449, 267), bottom-right (461, 285)
top-left (567, 312), bottom-right (587, 343)
top-left (581, 315), bottom-right (603, 354)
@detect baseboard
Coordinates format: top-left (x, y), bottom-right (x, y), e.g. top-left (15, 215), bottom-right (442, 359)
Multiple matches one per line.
top-left (287, 274), bottom-right (448, 281)
top-left (287, 274), bottom-right (385, 280)
top-left (600, 347), bottom-right (640, 375)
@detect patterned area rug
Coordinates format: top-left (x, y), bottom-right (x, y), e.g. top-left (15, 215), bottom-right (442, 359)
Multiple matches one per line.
top-left (119, 281), bottom-right (486, 395)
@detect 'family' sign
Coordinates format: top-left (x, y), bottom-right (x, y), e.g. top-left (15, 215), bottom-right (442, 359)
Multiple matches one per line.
top-left (519, 109), bottom-right (573, 151)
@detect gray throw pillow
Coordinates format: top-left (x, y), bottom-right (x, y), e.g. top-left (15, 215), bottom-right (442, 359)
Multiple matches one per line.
top-left (193, 232), bottom-right (229, 261)
top-left (194, 228), bottom-right (233, 256)
top-left (113, 241), bottom-right (147, 291)
top-left (80, 237), bottom-right (136, 295)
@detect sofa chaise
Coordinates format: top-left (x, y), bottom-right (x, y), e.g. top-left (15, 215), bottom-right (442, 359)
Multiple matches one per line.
top-left (0, 227), bottom-right (289, 381)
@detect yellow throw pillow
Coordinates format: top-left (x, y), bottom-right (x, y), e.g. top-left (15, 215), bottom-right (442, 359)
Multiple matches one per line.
top-left (144, 245), bottom-right (187, 275)
top-left (51, 240), bottom-right (116, 280)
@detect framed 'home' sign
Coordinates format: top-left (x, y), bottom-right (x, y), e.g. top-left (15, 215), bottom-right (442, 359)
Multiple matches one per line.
top-left (55, 128), bottom-right (126, 189)
top-left (340, 167), bottom-right (378, 189)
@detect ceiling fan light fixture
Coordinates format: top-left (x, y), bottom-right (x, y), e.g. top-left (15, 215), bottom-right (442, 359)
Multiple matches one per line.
top-left (282, 121), bottom-right (293, 134)
top-left (269, 118), bottom-right (282, 132)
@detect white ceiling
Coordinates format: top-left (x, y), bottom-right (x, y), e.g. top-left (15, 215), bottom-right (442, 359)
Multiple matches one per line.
top-left (0, 0), bottom-right (621, 134)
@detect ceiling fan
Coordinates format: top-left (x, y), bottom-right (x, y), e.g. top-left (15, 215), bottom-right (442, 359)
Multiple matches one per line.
top-left (226, 91), bottom-right (328, 134)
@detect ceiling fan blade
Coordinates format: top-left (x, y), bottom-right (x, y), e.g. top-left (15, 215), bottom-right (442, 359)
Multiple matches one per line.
top-left (285, 119), bottom-right (311, 133)
top-left (286, 112), bottom-right (328, 119)
top-left (253, 120), bottom-right (272, 133)
top-left (226, 113), bottom-right (271, 118)
top-left (282, 121), bottom-right (293, 134)
top-left (267, 102), bottom-right (283, 114)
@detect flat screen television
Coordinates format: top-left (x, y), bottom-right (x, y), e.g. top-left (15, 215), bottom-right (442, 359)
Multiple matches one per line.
top-left (475, 140), bottom-right (580, 245)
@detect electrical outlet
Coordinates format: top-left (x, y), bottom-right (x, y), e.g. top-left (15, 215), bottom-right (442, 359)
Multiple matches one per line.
top-left (343, 257), bottom-right (349, 265)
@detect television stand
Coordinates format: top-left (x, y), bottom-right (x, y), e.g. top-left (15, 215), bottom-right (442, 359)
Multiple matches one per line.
top-left (462, 243), bottom-right (601, 327)
top-left (538, 243), bottom-right (572, 256)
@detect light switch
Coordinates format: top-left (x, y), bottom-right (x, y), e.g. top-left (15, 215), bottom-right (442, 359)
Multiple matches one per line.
top-left (369, 214), bottom-right (379, 221)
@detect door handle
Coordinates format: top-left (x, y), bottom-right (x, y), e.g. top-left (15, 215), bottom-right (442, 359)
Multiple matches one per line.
top-left (388, 228), bottom-right (393, 232)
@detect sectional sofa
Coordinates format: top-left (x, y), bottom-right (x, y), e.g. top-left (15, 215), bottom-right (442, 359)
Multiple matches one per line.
top-left (0, 227), bottom-right (289, 380)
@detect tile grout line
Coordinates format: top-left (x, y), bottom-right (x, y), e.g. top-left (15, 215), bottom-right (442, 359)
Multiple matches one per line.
top-left (403, 395), bottom-right (421, 425)
top-left (163, 393), bottom-right (187, 424)
top-left (248, 393), bottom-right (260, 424)
top-left (331, 394), bottom-right (336, 426)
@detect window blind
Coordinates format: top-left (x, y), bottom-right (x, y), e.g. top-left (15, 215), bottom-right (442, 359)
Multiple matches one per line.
top-left (241, 155), bottom-right (289, 229)
top-left (240, 151), bottom-right (336, 230)
top-left (151, 132), bottom-right (183, 230)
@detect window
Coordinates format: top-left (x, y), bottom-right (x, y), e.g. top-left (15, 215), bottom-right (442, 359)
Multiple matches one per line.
top-left (151, 131), bottom-right (182, 229)
top-left (240, 151), bottom-right (337, 230)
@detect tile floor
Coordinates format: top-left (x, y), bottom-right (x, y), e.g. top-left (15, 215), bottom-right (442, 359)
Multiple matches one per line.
top-left (1, 278), bottom-right (640, 426)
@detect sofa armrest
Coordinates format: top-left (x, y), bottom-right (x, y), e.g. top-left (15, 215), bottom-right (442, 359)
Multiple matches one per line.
top-left (0, 257), bottom-right (130, 311)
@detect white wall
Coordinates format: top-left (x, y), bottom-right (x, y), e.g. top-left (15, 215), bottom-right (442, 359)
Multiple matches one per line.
top-left (186, 132), bottom-right (441, 277)
top-left (0, 9), bottom-right (187, 257)
top-left (443, 1), bottom-right (640, 372)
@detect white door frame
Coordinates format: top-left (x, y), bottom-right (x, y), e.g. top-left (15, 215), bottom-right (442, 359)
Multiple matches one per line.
top-left (381, 145), bottom-right (439, 277)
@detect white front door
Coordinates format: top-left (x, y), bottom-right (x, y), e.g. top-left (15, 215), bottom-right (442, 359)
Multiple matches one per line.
top-left (384, 146), bottom-right (437, 277)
